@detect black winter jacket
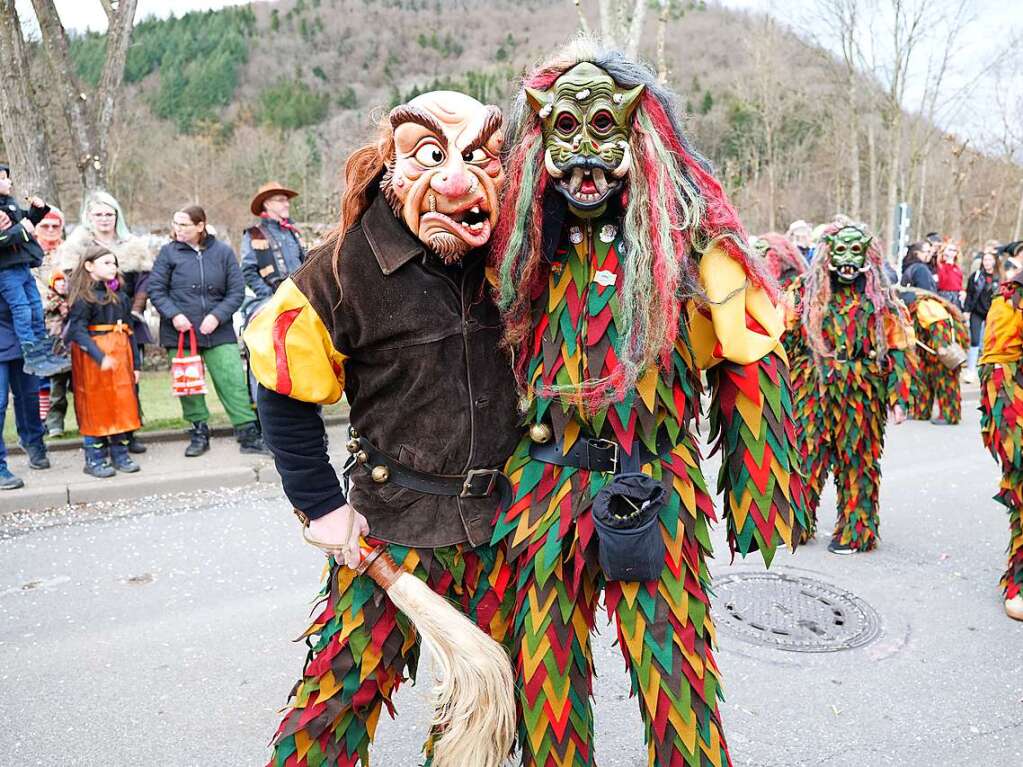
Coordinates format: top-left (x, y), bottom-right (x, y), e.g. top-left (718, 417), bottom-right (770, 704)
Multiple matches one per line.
top-left (148, 235), bottom-right (245, 348)
top-left (901, 262), bottom-right (936, 292)
top-left (0, 195), bottom-right (48, 269)
top-left (964, 269), bottom-right (999, 318)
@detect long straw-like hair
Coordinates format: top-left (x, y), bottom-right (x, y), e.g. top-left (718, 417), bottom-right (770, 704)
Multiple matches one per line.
top-left (758, 232), bottom-right (806, 283)
top-left (800, 222), bottom-right (906, 364)
top-left (492, 37), bottom-right (770, 406)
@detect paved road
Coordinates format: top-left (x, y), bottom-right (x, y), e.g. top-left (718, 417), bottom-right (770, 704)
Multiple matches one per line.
top-left (1, 405), bottom-right (1020, 766)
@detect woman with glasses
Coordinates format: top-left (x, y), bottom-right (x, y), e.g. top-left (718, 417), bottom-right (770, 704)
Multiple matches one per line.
top-left (148, 205), bottom-right (269, 457)
top-left (55, 190), bottom-right (155, 453)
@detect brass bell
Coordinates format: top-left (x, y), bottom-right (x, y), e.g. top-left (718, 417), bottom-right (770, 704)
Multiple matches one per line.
top-left (356, 450), bottom-right (369, 464)
top-left (346, 439), bottom-right (361, 454)
top-left (529, 422), bottom-right (552, 444)
top-left (371, 465), bottom-right (390, 483)
top-left (349, 428), bottom-right (359, 438)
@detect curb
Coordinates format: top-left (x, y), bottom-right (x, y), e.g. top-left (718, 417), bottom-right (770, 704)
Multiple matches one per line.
top-left (10, 414), bottom-right (350, 454)
top-left (0, 462), bottom-right (284, 516)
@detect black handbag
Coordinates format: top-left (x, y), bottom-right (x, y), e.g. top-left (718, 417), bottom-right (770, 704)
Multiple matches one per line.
top-left (591, 468), bottom-right (667, 583)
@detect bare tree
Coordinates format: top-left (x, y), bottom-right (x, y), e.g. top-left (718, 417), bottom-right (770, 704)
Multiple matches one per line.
top-left (0, 0), bottom-right (58, 201)
top-left (28, 0), bottom-right (138, 192)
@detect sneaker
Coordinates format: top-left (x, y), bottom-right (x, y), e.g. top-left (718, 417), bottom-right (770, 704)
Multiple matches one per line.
top-left (827, 539), bottom-right (860, 555)
top-left (47, 427), bottom-right (64, 438)
top-left (930, 417), bottom-right (949, 425)
top-left (126, 434), bottom-right (147, 454)
top-left (0, 467), bottom-right (24, 490)
top-left (1006, 594), bottom-right (1023, 621)
top-left (111, 455), bottom-right (140, 473)
top-left (25, 445), bottom-right (50, 470)
top-left (236, 423), bottom-right (272, 456)
top-left (83, 461), bottom-right (116, 479)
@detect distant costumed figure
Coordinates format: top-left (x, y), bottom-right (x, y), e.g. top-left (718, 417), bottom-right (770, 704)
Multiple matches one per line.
top-left (978, 274), bottom-right (1023, 621)
top-left (490, 39), bottom-right (807, 767)
top-left (900, 287), bottom-right (967, 424)
top-left (753, 232), bottom-right (806, 291)
top-left (785, 224), bottom-right (915, 553)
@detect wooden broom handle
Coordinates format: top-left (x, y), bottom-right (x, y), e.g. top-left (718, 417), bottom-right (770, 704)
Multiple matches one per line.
top-left (356, 545), bottom-right (403, 590)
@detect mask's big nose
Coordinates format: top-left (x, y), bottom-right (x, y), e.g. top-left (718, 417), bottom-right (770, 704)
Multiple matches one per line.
top-left (431, 170), bottom-right (472, 200)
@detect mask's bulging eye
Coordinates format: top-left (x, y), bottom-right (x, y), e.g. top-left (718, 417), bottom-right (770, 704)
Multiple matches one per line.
top-left (414, 143), bottom-right (446, 167)
top-left (462, 148), bottom-right (487, 164)
top-left (590, 110), bottom-right (614, 134)
top-left (833, 244), bottom-right (848, 255)
top-left (850, 243), bottom-right (863, 254)
top-left (555, 112), bottom-right (578, 135)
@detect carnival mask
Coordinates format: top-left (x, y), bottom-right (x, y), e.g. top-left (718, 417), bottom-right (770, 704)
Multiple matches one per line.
top-left (824, 226), bottom-right (871, 283)
top-left (526, 62), bottom-right (643, 216)
top-left (383, 91), bottom-right (505, 263)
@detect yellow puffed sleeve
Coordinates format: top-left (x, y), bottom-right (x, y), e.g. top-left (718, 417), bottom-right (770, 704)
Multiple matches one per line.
top-left (915, 296), bottom-right (951, 328)
top-left (242, 279), bottom-right (347, 405)
top-left (687, 245), bottom-right (786, 369)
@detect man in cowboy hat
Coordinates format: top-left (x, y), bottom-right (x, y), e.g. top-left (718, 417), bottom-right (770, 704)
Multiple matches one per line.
top-left (240, 181), bottom-right (306, 299)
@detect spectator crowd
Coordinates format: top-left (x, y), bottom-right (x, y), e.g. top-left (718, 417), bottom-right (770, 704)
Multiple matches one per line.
top-left (0, 158), bottom-right (1018, 489)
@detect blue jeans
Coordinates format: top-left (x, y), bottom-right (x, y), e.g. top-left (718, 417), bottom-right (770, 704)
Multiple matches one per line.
top-left (0, 357), bottom-right (45, 468)
top-left (0, 266), bottom-right (45, 348)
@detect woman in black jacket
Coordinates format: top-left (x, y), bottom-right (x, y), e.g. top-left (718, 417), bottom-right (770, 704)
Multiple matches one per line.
top-left (963, 250), bottom-right (1001, 382)
top-left (148, 205), bottom-right (268, 457)
top-left (901, 240), bottom-right (937, 291)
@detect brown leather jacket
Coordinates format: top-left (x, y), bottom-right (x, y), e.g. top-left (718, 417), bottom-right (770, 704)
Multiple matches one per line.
top-left (250, 193), bottom-right (520, 548)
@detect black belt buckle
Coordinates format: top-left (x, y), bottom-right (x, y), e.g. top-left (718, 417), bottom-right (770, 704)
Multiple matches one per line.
top-left (461, 469), bottom-right (499, 498)
top-left (587, 439), bottom-right (619, 474)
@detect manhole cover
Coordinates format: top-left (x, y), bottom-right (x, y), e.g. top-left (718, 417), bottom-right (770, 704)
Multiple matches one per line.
top-left (713, 572), bottom-right (881, 653)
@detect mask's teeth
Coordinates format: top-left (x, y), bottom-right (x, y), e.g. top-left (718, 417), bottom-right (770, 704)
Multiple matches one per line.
top-left (568, 167), bottom-right (584, 195)
top-left (592, 167), bottom-right (608, 195)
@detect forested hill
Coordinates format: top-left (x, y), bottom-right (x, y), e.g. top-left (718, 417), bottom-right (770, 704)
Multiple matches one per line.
top-left (43, 0), bottom-right (1019, 244)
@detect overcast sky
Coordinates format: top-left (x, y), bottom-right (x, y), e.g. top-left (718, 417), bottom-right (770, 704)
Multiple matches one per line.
top-left (14, 0), bottom-right (1021, 146)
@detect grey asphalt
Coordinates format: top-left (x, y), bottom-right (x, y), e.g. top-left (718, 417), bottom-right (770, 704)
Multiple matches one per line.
top-left (1, 403), bottom-right (1020, 767)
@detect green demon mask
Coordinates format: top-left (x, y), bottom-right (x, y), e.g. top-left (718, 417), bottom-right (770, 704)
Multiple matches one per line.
top-left (824, 226), bottom-right (872, 283)
top-left (526, 62), bottom-right (644, 216)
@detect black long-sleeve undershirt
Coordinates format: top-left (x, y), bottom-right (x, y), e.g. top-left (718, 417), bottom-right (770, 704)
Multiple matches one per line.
top-left (256, 383), bottom-right (345, 519)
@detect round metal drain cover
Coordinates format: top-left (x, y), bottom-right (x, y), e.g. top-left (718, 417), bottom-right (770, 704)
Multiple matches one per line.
top-left (713, 572), bottom-right (881, 653)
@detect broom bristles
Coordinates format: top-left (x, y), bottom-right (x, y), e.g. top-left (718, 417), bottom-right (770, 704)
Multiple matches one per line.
top-left (386, 572), bottom-right (516, 767)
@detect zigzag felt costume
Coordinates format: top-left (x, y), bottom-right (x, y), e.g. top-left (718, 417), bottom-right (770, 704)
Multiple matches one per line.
top-left (901, 289), bottom-right (967, 424)
top-left (978, 276), bottom-right (1023, 620)
top-left (245, 91), bottom-right (520, 765)
top-left (784, 224), bottom-right (914, 552)
top-left (490, 42), bottom-right (806, 767)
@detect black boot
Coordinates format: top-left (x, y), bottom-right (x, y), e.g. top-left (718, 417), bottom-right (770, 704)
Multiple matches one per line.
top-left (185, 421), bottom-right (210, 457)
top-left (236, 422), bottom-right (271, 456)
top-left (126, 432), bottom-right (147, 454)
top-left (83, 442), bottom-right (115, 479)
top-left (109, 439), bottom-right (140, 473)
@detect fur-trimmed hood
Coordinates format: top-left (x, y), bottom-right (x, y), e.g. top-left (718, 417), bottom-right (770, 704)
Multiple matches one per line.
top-left (55, 225), bottom-right (156, 274)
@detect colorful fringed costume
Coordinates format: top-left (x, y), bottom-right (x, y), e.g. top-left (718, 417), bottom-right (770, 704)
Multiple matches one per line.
top-left (784, 224), bottom-right (914, 552)
top-left (978, 276), bottom-right (1023, 617)
top-left (754, 232), bottom-right (806, 291)
top-left (902, 289), bottom-right (967, 424)
top-left (246, 91), bottom-right (524, 765)
top-left (490, 42), bottom-right (806, 767)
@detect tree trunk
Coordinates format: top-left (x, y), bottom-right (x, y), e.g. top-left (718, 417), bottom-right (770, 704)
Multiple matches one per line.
top-left (915, 156), bottom-right (927, 241)
top-left (847, 80), bottom-right (861, 219)
top-left (884, 107), bottom-right (902, 253)
top-left (94, 0), bottom-right (139, 164)
top-left (656, 0), bottom-right (669, 83)
top-left (867, 120), bottom-right (878, 232)
top-left (0, 0), bottom-right (58, 202)
top-left (1013, 178), bottom-right (1023, 241)
top-left (31, 0), bottom-right (102, 190)
top-left (624, 0), bottom-right (647, 58)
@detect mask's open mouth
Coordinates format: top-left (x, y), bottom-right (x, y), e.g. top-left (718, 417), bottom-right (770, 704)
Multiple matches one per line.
top-left (832, 263), bottom-right (863, 281)
top-left (420, 198), bottom-right (492, 248)
top-left (555, 166), bottom-right (620, 209)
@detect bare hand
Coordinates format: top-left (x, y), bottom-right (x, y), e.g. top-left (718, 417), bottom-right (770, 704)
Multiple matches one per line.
top-left (27, 196), bottom-right (45, 209)
top-left (100, 355), bottom-right (118, 372)
top-left (892, 404), bottom-right (907, 425)
top-left (134, 370), bottom-right (140, 384)
top-left (198, 314), bottom-right (219, 335)
top-left (172, 314), bottom-right (192, 332)
top-left (0, 212), bottom-right (10, 231)
top-left (307, 503), bottom-right (370, 567)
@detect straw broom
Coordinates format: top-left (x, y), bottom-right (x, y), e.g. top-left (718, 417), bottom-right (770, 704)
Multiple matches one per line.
top-left (302, 525), bottom-right (516, 767)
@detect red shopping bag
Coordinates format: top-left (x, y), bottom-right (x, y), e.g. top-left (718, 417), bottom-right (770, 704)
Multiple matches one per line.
top-left (171, 328), bottom-right (208, 397)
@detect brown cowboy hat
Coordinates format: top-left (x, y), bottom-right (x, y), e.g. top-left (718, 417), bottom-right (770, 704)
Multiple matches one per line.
top-left (250, 181), bottom-right (298, 216)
